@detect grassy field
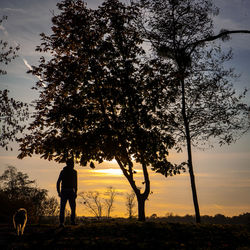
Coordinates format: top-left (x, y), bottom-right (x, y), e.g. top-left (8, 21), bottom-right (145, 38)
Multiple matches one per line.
top-left (1, 220), bottom-right (249, 249)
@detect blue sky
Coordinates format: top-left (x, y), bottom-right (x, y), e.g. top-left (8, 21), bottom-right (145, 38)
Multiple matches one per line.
top-left (0, 0), bottom-right (249, 217)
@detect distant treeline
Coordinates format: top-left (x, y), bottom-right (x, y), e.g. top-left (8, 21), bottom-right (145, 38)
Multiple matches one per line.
top-left (39, 213), bottom-right (250, 225)
top-left (147, 213), bottom-right (250, 225)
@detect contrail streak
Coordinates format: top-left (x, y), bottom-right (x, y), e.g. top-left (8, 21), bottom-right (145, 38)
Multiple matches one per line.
top-left (23, 58), bottom-right (46, 87)
top-left (23, 58), bottom-right (33, 71)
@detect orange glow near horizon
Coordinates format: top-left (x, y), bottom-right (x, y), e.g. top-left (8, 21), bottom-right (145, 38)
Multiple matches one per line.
top-left (89, 168), bottom-right (143, 177)
top-left (0, 144), bottom-right (249, 218)
top-left (90, 168), bottom-right (124, 176)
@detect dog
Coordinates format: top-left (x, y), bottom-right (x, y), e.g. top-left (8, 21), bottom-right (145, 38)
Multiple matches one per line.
top-left (13, 208), bottom-right (27, 236)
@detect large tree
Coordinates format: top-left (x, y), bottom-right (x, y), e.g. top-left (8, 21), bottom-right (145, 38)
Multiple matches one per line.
top-left (18, 0), bottom-right (183, 221)
top-left (140, 0), bottom-right (250, 223)
top-left (0, 16), bottom-right (29, 150)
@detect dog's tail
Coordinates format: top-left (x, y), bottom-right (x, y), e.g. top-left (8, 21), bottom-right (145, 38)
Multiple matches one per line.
top-left (13, 214), bottom-right (17, 229)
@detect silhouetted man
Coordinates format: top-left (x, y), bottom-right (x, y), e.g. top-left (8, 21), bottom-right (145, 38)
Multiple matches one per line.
top-left (57, 158), bottom-right (77, 226)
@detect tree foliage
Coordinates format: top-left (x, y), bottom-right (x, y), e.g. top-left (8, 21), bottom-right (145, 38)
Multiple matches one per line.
top-left (0, 16), bottom-right (29, 150)
top-left (18, 0), bottom-right (184, 221)
top-left (140, 0), bottom-right (249, 146)
top-left (0, 89), bottom-right (29, 150)
top-left (42, 196), bottom-right (60, 217)
top-left (0, 16), bottom-right (19, 75)
top-left (0, 166), bottom-right (59, 223)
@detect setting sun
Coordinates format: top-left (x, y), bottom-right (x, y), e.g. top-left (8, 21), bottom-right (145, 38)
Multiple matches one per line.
top-left (91, 168), bottom-right (123, 176)
top-left (90, 168), bottom-right (143, 176)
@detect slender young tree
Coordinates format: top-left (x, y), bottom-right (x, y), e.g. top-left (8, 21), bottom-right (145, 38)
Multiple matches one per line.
top-left (126, 191), bottom-right (136, 219)
top-left (18, 0), bottom-right (183, 221)
top-left (79, 191), bottom-right (104, 219)
top-left (140, 0), bottom-right (250, 223)
top-left (104, 187), bottom-right (117, 218)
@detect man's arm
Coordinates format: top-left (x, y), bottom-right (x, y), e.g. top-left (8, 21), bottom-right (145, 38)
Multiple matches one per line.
top-left (56, 172), bottom-right (62, 197)
top-left (74, 171), bottom-right (77, 197)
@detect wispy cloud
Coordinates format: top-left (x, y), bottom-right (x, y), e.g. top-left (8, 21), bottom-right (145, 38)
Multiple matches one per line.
top-left (1, 8), bottom-right (26, 14)
top-left (0, 20), bottom-right (20, 48)
top-left (0, 23), bottom-right (8, 37)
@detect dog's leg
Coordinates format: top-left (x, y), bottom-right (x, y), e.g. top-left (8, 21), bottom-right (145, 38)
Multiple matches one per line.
top-left (21, 212), bottom-right (27, 235)
top-left (21, 224), bottom-right (24, 235)
top-left (17, 224), bottom-right (21, 236)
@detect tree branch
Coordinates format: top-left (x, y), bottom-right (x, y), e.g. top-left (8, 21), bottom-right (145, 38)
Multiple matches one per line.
top-left (189, 30), bottom-right (250, 52)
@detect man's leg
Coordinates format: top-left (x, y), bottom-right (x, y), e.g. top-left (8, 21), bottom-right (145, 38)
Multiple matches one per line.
top-left (59, 195), bottom-right (67, 226)
top-left (69, 195), bottom-right (76, 224)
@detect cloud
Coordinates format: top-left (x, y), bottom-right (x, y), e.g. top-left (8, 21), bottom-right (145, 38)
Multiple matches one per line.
top-left (0, 8), bottom-right (26, 14)
top-left (213, 1), bottom-right (250, 51)
top-left (0, 19), bottom-right (21, 49)
top-left (214, 16), bottom-right (242, 31)
top-left (0, 23), bottom-right (8, 37)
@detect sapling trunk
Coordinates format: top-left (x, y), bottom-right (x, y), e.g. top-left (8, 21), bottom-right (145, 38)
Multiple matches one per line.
top-left (181, 77), bottom-right (201, 223)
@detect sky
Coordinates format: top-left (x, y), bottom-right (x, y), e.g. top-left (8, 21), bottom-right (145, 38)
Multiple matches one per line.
top-left (0, 0), bottom-right (249, 218)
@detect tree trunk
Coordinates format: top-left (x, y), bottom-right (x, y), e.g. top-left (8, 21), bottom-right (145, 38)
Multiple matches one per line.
top-left (137, 195), bottom-right (146, 221)
top-left (181, 77), bottom-right (201, 223)
top-left (186, 133), bottom-right (201, 223)
top-left (115, 157), bottom-right (149, 222)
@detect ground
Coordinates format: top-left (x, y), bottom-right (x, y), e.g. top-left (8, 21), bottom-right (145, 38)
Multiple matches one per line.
top-left (1, 220), bottom-right (249, 249)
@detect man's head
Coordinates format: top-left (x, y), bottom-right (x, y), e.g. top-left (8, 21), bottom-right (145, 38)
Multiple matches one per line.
top-left (66, 158), bottom-right (74, 168)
